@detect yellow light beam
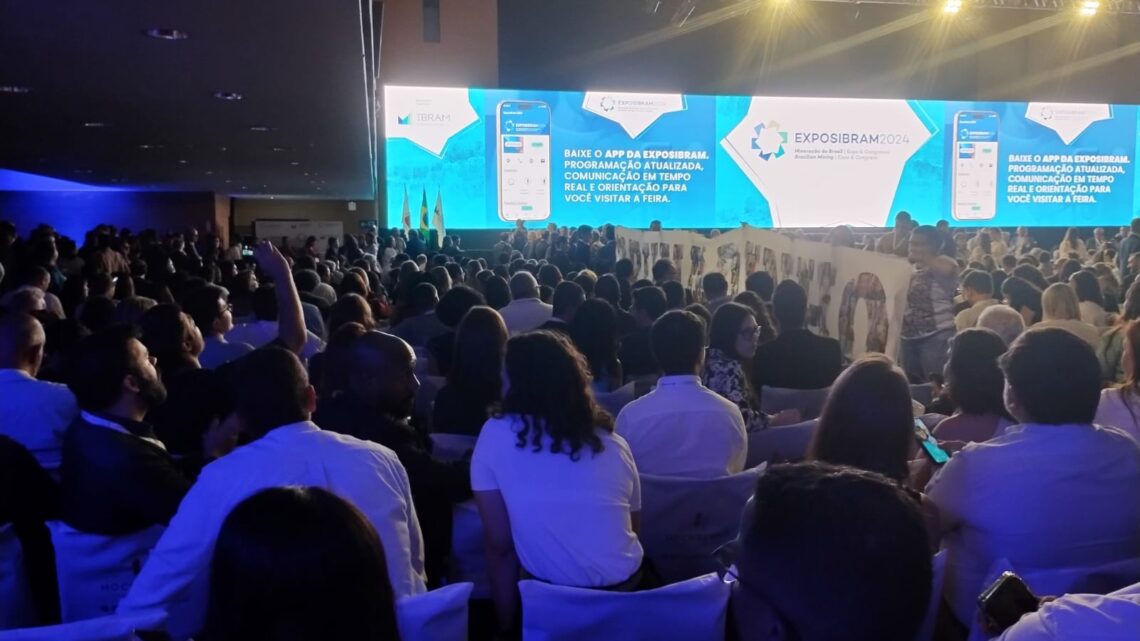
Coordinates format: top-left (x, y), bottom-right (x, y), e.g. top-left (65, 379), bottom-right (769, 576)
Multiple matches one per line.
top-left (758, 10), bottom-right (934, 77)
top-left (997, 39), bottom-right (1140, 97)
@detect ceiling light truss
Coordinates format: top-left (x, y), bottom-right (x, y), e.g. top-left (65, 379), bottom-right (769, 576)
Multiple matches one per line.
top-left (800, 0), bottom-right (1140, 13)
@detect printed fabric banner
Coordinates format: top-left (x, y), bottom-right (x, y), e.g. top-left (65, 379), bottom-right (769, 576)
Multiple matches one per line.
top-left (615, 226), bottom-right (912, 361)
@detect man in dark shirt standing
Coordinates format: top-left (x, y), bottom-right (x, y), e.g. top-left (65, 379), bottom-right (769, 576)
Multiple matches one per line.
top-left (751, 280), bottom-right (842, 394)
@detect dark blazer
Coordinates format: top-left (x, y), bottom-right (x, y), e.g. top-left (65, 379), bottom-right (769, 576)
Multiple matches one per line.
top-left (537, 318), bottom-right (572, 337)
top-left (750, 328), bottom-right (843, 394)
top-left (618, 328), bottom-right (657, 379)
top-left (59, 414), bottom-right (192, 535)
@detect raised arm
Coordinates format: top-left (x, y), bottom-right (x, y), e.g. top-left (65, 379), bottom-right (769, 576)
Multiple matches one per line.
top-left (254, 241), bottom-right (305, 354)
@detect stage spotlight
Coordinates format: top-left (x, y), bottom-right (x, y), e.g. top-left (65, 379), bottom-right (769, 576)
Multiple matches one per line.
top-left (1079, 0), bottom-right (1099, 14)
top-left (943, 0), bottom-right (963, 12)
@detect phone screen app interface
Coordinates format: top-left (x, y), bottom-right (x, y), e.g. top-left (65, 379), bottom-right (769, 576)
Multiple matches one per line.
top-left (498, 101), bottom-right (551, 221)
top-left (953, 111), bottom-right (999, 220)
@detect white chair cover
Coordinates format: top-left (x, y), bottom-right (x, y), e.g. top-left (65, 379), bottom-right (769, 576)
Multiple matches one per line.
top-left (745, 420), bottom-right (817, 467)
top-left (639, 465), bottom-right (766, 584)
top-left (429, 433), bottom-right (478, 463)
top-left (758, 386), bottom-right (831, 420)
top-left (396, 582), bottom-right (473, 641)
top-left (914, 550), bottom-right (949, 641)
top-left (519, 573), bottom-right (729, 641)
top-left (0, 610), bottom-right (167, 641)
top-left (46, 521), bottom-right (165, 622)
top-left (448, 500), bottom-right (489, 600)
top-left (0, 524), bottom-right (37, 630)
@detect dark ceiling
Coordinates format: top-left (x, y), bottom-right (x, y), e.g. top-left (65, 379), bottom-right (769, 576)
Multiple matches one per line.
top-left (0, 0), bottom-right (375, 198)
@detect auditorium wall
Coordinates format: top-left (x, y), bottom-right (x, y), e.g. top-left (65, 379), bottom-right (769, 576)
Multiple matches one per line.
top-left (232, 197), bottom-right (378, 237)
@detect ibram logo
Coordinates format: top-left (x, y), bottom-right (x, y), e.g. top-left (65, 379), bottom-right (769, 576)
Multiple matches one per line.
top-left (397, 113), bottom-right (411, 125)
top-left (751, 120), bottom-right (787, 161)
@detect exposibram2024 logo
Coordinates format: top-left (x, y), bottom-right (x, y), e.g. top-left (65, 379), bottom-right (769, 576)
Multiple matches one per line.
top-left (751, 120), bottom-right (787, 161)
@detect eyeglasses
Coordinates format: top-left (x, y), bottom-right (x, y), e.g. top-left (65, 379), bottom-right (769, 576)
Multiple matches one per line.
top-left (737, 325), bottom-right (761, 339)
top-left (713, 541), bottom-right (802, 641)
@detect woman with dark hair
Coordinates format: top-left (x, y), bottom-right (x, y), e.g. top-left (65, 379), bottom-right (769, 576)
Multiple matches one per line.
top-left (432, 306), bottom-right (507, 437)
top-left (483, 275), bottom-right (511, 310)
top-left (1056, 258), bottom-right (1082, 284)
top-left (1001, 276), bottom-right (1043, 327)
top-left (1095, 321), bottom-right (1140, 442)
top-left (1099, 279), bottom-right (1140, 384)
top-left (1070, 270), bottom-right (1107, 329)
top-left (808, 355), bottom-right (940, 546)
top-left (569, 298), bottom-right (623, 393)
top-left (731, 291), bottom-right (776, 344)
top-left (139, 303), bottom-right (204, 380)
top-left (1055, 227), bottom-right (1087, 260)
top-left (1012, 264), bottom-right (1050, 291)
top-left (703, 302), bottom-right (797, 430)
top-left (472, 331), bottom-right (643, 632)
top-left (933, 328), bottom-right (1013, 444)
top-left (201, 486), bottom-right (401, 641)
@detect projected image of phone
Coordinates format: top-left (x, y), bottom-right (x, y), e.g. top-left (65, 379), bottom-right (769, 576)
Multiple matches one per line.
top-left (497, 100), bottom-right (551, 222)
top-left (915, 419), bottom-right (950, 465)
top-left (952, 110), bottom-right (1000, 221)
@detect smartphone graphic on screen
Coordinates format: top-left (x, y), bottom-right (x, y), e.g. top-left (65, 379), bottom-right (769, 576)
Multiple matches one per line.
top-left (497, 100), bottom-right (551, 222)
top-left (914, 419), bottom-right (950, 465)
top-left (952, 110), bottom-right (1000, 221)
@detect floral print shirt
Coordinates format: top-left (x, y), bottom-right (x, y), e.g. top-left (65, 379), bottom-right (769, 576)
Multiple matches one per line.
top-left (702, 348), bottom-right (768, 431)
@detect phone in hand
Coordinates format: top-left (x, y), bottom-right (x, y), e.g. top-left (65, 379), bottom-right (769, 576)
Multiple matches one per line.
top-left (241, 246), bottom-right (254, 258)
top-left (914, 419), bottom-right (950, 465)
top-left (978, 571), bottom-right (1039, 634)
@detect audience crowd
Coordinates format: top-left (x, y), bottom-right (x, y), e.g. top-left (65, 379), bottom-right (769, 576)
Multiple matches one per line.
top-left (2, 214), bottom-right (1140, 641)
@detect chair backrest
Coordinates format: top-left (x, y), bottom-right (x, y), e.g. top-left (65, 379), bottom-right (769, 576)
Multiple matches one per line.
top-left (396, 582), bottom-right (473, 641)
top-left (46, 521), bottom-right (165, 622)
top-left (429, 433), bottom-right (478, 464)
top-left (639, 465), bottom-right (765, 584)
top-left (913, 550), bottom-right (948, 641)
top-left (745, 420), bottom-right (817, 468)
top-left (0, 610), bottom-right (167, 641)
top-left (759, 386), bottom-right (831, 421)
top-left (519, 573), bottom-right (729, 641)
top-left (595, 381), bottom-right (637, 418)
top-left (0, 523), bottom-right (37, 630)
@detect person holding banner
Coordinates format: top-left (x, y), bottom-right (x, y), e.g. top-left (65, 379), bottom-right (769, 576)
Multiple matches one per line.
top-left (900, 226), bottom-right (958, 384)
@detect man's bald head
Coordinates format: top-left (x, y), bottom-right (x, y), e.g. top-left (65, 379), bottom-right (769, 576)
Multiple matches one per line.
top-left (0, 312), bottom-right (46, 374)
top-left (510, 271), bottom-right (539, 300)
top-left (348, 331), bottom-right (419, 418)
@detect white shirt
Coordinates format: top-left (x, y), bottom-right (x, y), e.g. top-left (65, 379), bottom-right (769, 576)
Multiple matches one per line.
top-left (497, 298), bottom-right (553, 335)
top-left (615, 375), bottom-right (747, 479)
top-left (1095, 388), bottom-right (1140, 443)
top-left (198, 336), bottom-right (255, 370)
top-left (470, 414), bottom-right (643, 588)
top-left (954, 298), bottom-right (1000, 332)
top-left (1035, 319), bottom-right (1103, 349)
top-left (0, 369), bottom-right (78, 470)
top-left (118, 421), bottom-right (426, 634)
top-left (1000, 583), bottom-right (1140, 641)
top-left (927, 423), bottom-right (1140, 624)
top-left (225, 320), bottom-right (324, 359)
top-left (1079, 301), bottom-right (1108, 329)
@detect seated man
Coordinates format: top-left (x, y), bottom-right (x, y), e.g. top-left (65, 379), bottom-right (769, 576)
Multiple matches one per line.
top-left (314, 331), bottom-right (470, 584)
top-left (927, 328), bottom-right (1140, 625)
top-left (702, 272), bottom-right (731, 314)
top-left (60, 326), bottom-right (191, 535)
top-left (0, 312), bottom-right (78, 470)
top-left (954, 269), bottom-right (1000, 331)
top-left (751, 280), bottom-right (842, 393)
top-left (616, 310), bottom-right (746, 478)
top-left (498, 272), bottom-right (553, 334)
top-left (538, 281), bottom-right (585, 336)
top-left (727, 462), bottom-right (931, 641)
top-left (617, 286), bottom-right (668, 380)
top-left (117, 348), bottom-right (426, 635)
top-left (977, 303), bottom-right (1026, 346)
top-left (389, 282), bottom-right (447, 348)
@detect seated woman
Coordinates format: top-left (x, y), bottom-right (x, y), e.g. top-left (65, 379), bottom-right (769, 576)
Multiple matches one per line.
top-left (570, 298), bottom-right (623, 393)
top-left (1096, 321), bottom-right (1140, 442)
top-left (1037, 283), bottom-right (1102, 348)
top-left (1071, 270), bottom-right (1108, 329)
top-left (432, 306), bottom-right (508, 437)
top-left (807, 355), bottom-right (941, 547)
top-left (703, 302), bottom-right (797, 430)
top-left (934, 328), bottom-right (1014, 445)
top-left (201, 486), bottom-right (400, 641)
top-left (472, 332), bottom-right (644, 634)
